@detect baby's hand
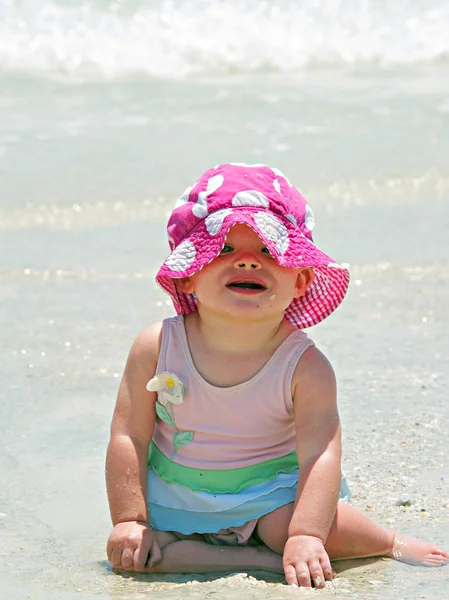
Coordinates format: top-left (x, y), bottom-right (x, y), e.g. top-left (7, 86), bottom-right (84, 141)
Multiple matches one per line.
top-left (107, 520), bottom-right (161, 571)
top-left (283, 534), bottom-right (332, 589)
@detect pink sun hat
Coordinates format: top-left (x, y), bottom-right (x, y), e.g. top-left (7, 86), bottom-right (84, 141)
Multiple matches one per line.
top-left (156, 163), bottom-right (349, 329)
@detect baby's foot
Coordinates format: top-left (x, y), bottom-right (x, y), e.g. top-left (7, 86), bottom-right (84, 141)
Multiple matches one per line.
top-left (389, 533), bottom-right (448, 567)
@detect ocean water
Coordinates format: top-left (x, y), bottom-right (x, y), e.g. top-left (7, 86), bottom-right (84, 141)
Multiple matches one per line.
top-left (1, 1), bottom-right (448, 599)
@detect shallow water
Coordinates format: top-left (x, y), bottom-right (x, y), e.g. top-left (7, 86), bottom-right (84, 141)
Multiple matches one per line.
top-left (1, 1), bottom-right (449, 598)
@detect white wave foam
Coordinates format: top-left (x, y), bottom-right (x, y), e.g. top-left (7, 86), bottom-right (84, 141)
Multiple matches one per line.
top-left (1, 0), bottom-right (449, 80)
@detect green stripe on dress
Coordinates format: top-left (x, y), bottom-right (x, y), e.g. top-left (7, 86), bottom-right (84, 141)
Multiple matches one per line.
top-left (148, 442), bottom-right (299, 494)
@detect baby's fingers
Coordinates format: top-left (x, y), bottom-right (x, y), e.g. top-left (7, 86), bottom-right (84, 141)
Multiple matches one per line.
top-left (309, 559), bottom-right (325, 589)
top-left (147, 539), bottom-right (162, 568)
top-left (321, 555), bottom-right (333, 582)
top-left (121, 547), bottom-right (135, 569)
top-left (133, 542), bottom-right (150, 572)
top-left (284, 564), bottom-right (299, 588)
top-left (109, 546), bottom-right (123, 569)
top-left (284, 563), bottom-right (312, 588)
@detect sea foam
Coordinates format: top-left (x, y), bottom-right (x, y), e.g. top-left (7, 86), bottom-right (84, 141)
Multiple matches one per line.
top-left (0, 0), bottom-right (448, 80)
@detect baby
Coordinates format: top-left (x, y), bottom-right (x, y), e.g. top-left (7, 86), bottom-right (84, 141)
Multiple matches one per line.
top-left (106, 163), bottom-right (447, 588)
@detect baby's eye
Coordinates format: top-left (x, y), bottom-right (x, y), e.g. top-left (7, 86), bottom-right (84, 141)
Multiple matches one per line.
top-left (261, 247), bottom-right (273, 257)
top-left (220, 244), bottom-right (233, 254)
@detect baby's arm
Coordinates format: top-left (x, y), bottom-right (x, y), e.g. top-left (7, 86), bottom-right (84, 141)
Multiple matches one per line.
top-left (284, 346), bottom-right (342, 588)
top-left (105, 322), bottom-right (162, 571)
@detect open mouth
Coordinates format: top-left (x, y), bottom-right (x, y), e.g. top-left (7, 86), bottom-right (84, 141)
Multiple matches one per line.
top-left (226, 281), bottom-right (266, 290)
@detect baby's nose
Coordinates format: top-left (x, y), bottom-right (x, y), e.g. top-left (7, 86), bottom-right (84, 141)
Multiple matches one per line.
top-left (234, 253), bottom-right (261, 270)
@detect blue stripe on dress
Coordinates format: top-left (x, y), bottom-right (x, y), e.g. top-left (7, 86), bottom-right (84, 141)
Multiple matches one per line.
top-left (148, 470), bottom-right (352, 534)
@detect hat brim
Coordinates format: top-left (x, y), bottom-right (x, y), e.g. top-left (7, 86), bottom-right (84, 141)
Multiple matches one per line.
top-left (156, 208), bottom-right (349, 329)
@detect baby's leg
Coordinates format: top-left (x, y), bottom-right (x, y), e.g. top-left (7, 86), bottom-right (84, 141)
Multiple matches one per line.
top-left (327, 502), bottom-right (447, 566)
top-left (256, 501), bottom-right (448, 566)
top-left (142, 530), bottom-right (283, 574)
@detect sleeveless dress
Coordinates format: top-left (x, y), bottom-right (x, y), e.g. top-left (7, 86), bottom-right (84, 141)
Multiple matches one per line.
top-left (147, 316), bottom-right (351, 544)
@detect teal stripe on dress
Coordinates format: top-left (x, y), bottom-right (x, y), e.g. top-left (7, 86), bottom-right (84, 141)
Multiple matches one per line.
top-left (148, 442), bottom-right (299, 494)
top-left (149, 486), bottom-right (297, 534)
top-left (147, 470), bottom-right (352, 534)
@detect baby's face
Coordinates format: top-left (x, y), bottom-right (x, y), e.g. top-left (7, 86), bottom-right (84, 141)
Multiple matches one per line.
top-left (177, 224), bottom-right (313, 320)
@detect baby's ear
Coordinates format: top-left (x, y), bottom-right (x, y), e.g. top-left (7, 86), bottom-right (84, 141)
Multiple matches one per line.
top-left (175, 277), bottom-right (195, 294)
top-left (294, 268), bottom-right (314, 298)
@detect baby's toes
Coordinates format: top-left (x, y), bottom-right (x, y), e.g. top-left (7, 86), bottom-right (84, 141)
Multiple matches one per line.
top-left (425, 547), bottom-right (448, 566)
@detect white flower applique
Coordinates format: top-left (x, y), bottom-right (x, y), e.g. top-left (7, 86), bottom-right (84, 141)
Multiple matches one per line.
top-left (146, 372), bottom-right (193, 457)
